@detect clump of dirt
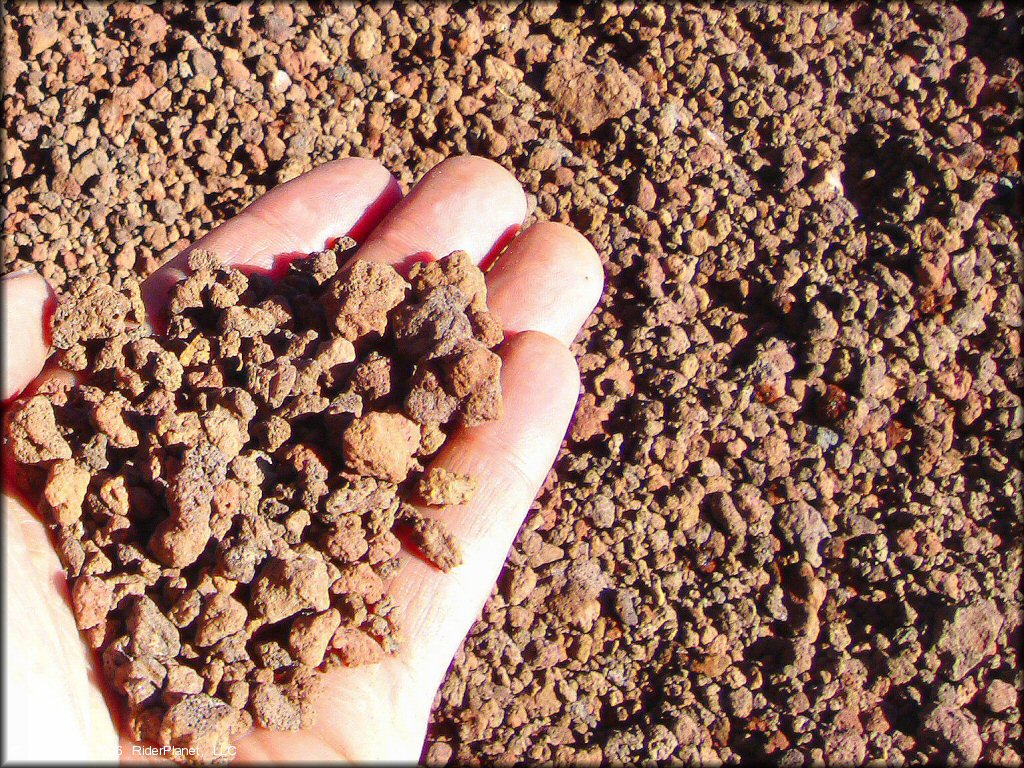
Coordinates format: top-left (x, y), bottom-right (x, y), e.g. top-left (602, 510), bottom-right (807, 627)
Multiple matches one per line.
top-left (3, 244), bottom-right (503, 763)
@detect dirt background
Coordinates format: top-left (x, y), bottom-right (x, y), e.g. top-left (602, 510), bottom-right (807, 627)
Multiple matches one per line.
top-left (3, 1), bottom-right (1022, 764)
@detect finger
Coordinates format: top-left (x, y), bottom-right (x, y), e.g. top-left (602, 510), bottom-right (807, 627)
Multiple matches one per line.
top-left (142, 157), bottom-right (401, 312)
top-left (485, 221), bottom-right (605, 345)
top-left (385, 331), bottom-right (582, 712)
top-left (1, 270), bottom-right (53, 403)
top-left (354, 155), bottom-right (527, 271)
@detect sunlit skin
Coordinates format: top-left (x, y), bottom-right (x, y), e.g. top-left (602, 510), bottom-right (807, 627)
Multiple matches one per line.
top-left (2, 155), bottom-right (604, 762)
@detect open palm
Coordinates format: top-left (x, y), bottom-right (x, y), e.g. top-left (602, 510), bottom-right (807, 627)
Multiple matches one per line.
top-left (2, 156), bottom-right (603, 763)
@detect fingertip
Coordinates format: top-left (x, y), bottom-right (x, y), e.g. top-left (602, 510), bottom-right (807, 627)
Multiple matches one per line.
top-left (499, 330), bottom-right (582, 434)
top-left (487, 221), bottom-right (606, 345)
top-left (356, 155), bottom-right (528, 269)
top-left (272, 156), bottom-right (402, 243)
top-left (4, 269), bottom-right (51, 304)
top-left (433, 155), bottom-right (529, 222)
top-left (504, 328), bottom-right (581, 383)
top-left (2, 270), bottom-right (53, 402)
top-left (520, 221), bottom-right (605, 312)
top-left (549, 223), bottom-right (606, 317)
top-left (265, 156), bottom-right (398, 203)
top-left (320, 155), bottom-right (396, 185)
top-left (243, 156), bottom-right (401, 253)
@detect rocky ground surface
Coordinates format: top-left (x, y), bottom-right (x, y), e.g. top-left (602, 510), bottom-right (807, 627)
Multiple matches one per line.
top-left (3, 1), bottom-right (1022, 765)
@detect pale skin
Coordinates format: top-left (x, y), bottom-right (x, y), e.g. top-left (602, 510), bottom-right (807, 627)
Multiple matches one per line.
top-left (1, 155), bottom-right (603, 762)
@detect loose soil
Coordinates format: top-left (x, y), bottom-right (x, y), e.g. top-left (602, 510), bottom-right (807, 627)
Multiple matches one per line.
top-left (3, 2), bottom-right (1022, 765)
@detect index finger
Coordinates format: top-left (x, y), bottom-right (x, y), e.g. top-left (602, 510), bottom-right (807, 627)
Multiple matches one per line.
top-left (141, 157), bottom-right (400, 316)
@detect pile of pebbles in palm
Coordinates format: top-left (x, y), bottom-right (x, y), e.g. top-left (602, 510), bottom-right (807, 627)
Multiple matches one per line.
top-left (4, 243), bottom-right (503, 763)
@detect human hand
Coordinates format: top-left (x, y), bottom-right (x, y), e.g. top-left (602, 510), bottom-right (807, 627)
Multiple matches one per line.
top-left (1, 155), bottom-right (603, 762)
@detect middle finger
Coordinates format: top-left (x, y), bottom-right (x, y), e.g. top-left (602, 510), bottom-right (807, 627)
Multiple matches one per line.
top-left (353, 155), bottom-right (528, 272)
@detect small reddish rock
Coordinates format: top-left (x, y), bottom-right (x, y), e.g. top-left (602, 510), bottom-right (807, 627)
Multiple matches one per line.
top-left (417, 466), bottom-right (478, 506)
top-left (343, 411), bottom-right (421, 483)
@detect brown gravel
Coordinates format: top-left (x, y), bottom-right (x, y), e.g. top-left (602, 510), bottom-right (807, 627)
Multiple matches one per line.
top-left (3, 2), bottom-right (1022, 765)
